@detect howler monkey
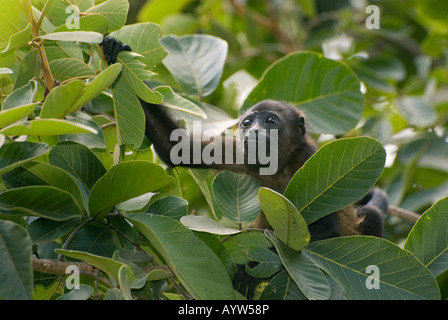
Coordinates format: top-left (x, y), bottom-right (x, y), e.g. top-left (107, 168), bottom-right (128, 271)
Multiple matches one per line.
top-left (101, 37), bottom-right (387, 295)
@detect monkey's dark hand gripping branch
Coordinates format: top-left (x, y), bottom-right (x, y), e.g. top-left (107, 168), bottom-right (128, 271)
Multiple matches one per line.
top-left (100, 35), bottom-right (132, 65)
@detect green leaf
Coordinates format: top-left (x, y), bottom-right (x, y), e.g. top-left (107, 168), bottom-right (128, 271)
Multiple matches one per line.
top-left (0, 103), bottom-right (37, 128)
top-left (40, 80), bottom-right (86, 118)
top-left (117, 51), bottom-right (163, 104)
top-left (146, 195), bottom-right (188, 220)
top-left (55, 249), bottom-right (134, 290)
top-left (242, 52), bottom-right (364, 135)
top-left (14, 49), bottom-right (41, 90)
top-left (49, 58), bottom-right (96, 82)
top-left (161, 34), bottom-right (228, 98)
top-left (41, 64), bottom-right (122, 119)
top-left (109, 22), bottom-right (167, 69)
top-left (258, 188), bottom-right (310, 251)
top-left (0, 141), bottom-right (50, 175)
top-left (52, 15), bottom-right (109, 34)
top-left (75, 63), bottom-right (123, 110)
top-left (154, 86), bottom-right (207, 118)
top-left (395, 96), bottom-right (437, 128)
top-left (180, 215), bottom-right (242, 235)
top-left (89, 161), bottom-right (175, 218)
top-left (40, 31), bottom-right (103, 43)
top-left (404, 196), bottom-right (448, 277)
top-left (284, 137), bottom-right (386, 225)
top-left (3, 80), bottom-right (37, 110)
top-left (0, 0), bottom-right (28, 46)
top-left (0, 24), bottom-right (31, 53)
top-left (49, 141), bottom-right (106, 191)
top-left (303, 236), bottom-right (441, 300)
top-left (0, 67), bottom-right (13, 79)
top-left (212, 171), bottom-right (261, 224)
top-left (56, 284), bottom-right (92, 300)
top-left (267, 231), bottom-right (331, 300)
top-left (27, 218), bottom-right (81, 244)
top-left (0, 221), bottom-right (33, 300)
top-left (137, 0), bottom-right (194, 24)
top-left (85, 0), bottom-right (129, 32)
top-left (111, 74), bottom-right (146, 147)
top-left (222, 231), bottom-right (271, 265)
top-left (128, 213), bottom-right (235, 300)
top-left (3, 161), bottom-right (85, 211)
top-left (244, 245), bottom-right (283, 278)
top-left (0, 119), bottom-right (97, 136)
top-left (0, 186), bottom-right (82, 221)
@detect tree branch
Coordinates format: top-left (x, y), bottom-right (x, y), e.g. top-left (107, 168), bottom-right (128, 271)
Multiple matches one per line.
top-left (387, 205), bottom-right (420, 224)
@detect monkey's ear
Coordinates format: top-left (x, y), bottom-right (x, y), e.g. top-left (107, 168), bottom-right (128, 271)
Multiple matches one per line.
top-left (298, 116), bottom-right (306, 135)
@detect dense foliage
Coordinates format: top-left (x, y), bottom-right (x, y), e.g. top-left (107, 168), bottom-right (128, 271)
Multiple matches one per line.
top-left (0, 0), bottom-right (447, 300)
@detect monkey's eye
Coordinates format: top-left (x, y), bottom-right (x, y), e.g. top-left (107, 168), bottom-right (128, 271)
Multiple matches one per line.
top-left (242, 118), bottom-right (254, 127)
top-left (265, 116), bottom-right (278, 124)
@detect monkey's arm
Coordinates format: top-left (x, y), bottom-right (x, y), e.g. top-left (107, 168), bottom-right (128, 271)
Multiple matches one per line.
top-left (101, 36), bottom-right (246, 172)
top-left (141, 100), bottom-right (247, 172)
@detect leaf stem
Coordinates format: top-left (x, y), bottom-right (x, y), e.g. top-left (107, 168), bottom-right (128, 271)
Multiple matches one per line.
top-left (24, 0), bottom-right (55, 92)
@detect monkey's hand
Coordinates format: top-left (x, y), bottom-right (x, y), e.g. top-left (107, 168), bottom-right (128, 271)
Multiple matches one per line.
top-left (100, 36), bottom-right (132, 65)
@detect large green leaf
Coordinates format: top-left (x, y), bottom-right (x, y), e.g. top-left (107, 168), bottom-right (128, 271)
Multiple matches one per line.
top-left (0, 141), bottom-right (50, 175)
top-left (242, 52), bottom-right (364, 135)
top-left (180, 215), bottom-right (242, 235)
top-left (40, 64), bottom-right (122, 119)
top-left (395, 96), bottom-right (437, 128)
top-left (3, 161), bottom-right (85, 211)
top-left (0, 221), bottom-right (33, 300)
top-left (27, 218), bottom-right (81, 244)
top-left (85, 0), bottom-right (129, 32)
top-left (127, 213), bottom-right (235, 300)
top-left (0, 186), bottom-right (82, 221)
top-left (161, 34), bottom-right (228, 98)
top-left (0, 0), bottom-right (27, 46)
top-left (89, 161), bottom-right (175, 218)
top-left (284, 137), bottom-right (386, 225)
top-left (304, 236), bottom-right (441, 300)
top-left (146, 195), bottom-right (188, 221)
top-left (137, 0), bottom-right (194, 24)
top-left (266, 231), bottom-right (330, 300)
top-left (49, 58), bottom-right (96, 82)
top-left (259, 188), bottom-right (310, 251)
top-left (212, 171), bottom-right (261, 224)
top-left (110, 22), bottom-right (167, 69)
top-left (117, 51), bottom-right (163, 104)
top-left (404, 197), bottom-right (448, 277)
top-left (40, 80), bottom-right (86, 118)
top-left (49, 141), bottom-right (106, 191)
top-left (0, 119), bottom-right (97, 136)
top-left (13, 49), bottom-right (38, 87)
top-left (0, 103), bottom-right (37, 128)
top-left (154, 86), bottom-right (207, 118)
top-left (111, 74), bottom-right (146, 147)
top-left (3, 80), bottom-right (37, 110)
top-left (40, 31), bottom-right (103, 44)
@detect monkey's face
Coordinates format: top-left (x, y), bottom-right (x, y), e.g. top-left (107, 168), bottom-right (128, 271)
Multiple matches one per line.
top-left (238, 101), bottom-right (308, 175)
top-left (239, 110), bottom-right (287, 172)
